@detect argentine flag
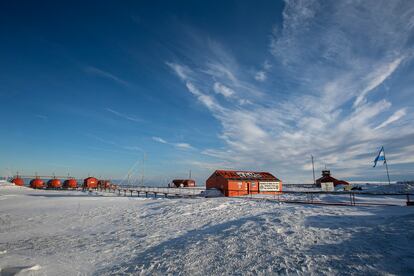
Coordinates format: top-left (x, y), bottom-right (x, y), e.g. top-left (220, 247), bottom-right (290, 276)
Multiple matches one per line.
top-left (373, 146), bottom-right (386, 167)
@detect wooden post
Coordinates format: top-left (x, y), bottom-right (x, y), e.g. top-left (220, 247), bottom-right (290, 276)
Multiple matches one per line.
top-left (407, 194), bottom-right (414, 206)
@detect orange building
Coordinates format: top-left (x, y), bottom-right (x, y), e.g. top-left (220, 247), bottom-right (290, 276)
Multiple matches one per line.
top-left (12, 175), bottom-right (25, 186)
top-left (30, 178), bottom-right (45, 189)
top-left (83, 177), bottom-right (98, 189)
top-left (47, 178), bottom-right (62, 189)
top-left (63, 178), bottom-right (78, 189)
top-left (98, 180), bottom-right (111, 189)
top-left (206, 170), bottom-right (282, 197)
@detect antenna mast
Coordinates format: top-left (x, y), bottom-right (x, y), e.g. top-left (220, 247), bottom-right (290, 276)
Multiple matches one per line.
top-left (311, 155), bottom-right (316, 185)
top-left (141, 152), bottom-right (147, 186)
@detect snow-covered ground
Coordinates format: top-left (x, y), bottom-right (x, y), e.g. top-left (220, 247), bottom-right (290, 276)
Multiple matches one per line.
top-left (1, 182), bottom-right (414, 275)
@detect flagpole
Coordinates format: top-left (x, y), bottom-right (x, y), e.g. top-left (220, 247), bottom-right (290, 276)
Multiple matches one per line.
top-left (311, 155), bottom-right (316, 185)
top-left (382, 146), bottom-right (391, 185)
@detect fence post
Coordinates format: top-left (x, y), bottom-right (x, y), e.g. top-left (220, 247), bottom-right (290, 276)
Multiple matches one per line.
top-left (407, 194), bottom-right (413, 206)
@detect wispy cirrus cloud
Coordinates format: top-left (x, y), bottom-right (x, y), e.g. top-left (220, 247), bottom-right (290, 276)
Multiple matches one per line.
top-left (106, 108), bottom-right (144, 123)
top-left (354, 57), bottom-right (404, 108)
top-left (152, 136), bottom-right (194, 150)
top-left (254, 71), bottom-right (266, 82)
top-left (213, 82), bottom-right (235, 98)
top-left (152, 136), bottom-right (167, 144)
top-left (87, 133), bottom-right (144, 156)
top-left (254, 60), bottom-right (271, 82)
top-left (166, 0), bottom-right (414, 182)
top-left (84, 66), bottom-right (130, 87)
top-left (375, 109), bottom-right (407, 130)
top-left (175, 143), bottom-right (194, 150)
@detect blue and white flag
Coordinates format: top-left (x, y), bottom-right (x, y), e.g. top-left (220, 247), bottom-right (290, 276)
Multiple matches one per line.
top-left (373, 146), bottom-right (386, 167)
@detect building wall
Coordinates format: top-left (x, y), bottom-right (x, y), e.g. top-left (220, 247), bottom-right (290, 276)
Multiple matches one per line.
top-left (183, 180), bottom-right (195, 187)
top-left (206, 174), bottom-right (228, 195)
top-left (227, 180), bottom-right (261, 196)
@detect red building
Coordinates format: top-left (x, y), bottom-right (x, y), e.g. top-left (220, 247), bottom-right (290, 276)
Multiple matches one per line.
top-left (11, 174), bottom-right (24, 186)
top-left (206, 170), bottom-right (282, 197)
top-left (171, 179), bottom-right (196, 188)
top-left (316, 170), bottom-right (349, 188)
top-left (47, 178), bottom-right (62, 189)
top-left (63, 178), bottom-right (78, 189)
top-left (98, 180), bottom-right (111, 189)
top-left (30, 178), bottom-right (45, 189)
top-left (83, 177), bottom-right (98, 189)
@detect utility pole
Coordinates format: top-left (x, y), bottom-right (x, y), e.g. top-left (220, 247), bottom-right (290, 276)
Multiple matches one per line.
top-left (189, 169), bottom-right (192, 179)
top-left (141, 152), bottom-right (146, 186)
top-left (311, 155), bottom-right (316, 185)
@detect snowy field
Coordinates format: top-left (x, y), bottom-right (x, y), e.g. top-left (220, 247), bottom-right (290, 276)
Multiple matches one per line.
top-left (1, 182), bottom-right (414, 275)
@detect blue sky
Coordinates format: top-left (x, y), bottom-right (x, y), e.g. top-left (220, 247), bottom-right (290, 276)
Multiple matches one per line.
top-left (1, 0), bottom-right (413, 184)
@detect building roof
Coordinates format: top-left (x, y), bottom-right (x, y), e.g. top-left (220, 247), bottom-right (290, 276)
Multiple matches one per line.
top-left (172, 179), bottom-right (195, 183)
top-left (213, 170), bottom-right (279, 181)
top-left (316, 170), bottom-right (349, 186)
top-left (316, 175), bottom-right (338, 183)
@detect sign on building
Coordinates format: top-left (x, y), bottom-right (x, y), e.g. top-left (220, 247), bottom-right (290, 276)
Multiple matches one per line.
top-left (259, 181), bottom-right (280, 192)
top-left (321, 182), bottom-right (334, 192)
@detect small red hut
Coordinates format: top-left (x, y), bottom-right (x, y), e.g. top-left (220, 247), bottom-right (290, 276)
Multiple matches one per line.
top-left (316, 170), bottom-right (349, 191)
top-left (206, 170), bottom-right (282, 197)
top-left (171, 179), bottom-right (196, 188)
top-left (98, 180), bottom-right (111, 189)
top-left (63, 178), bottom-right (78, 189)
top-left (83, 177), bottom-right (98, 189)
top-left (12, 174), bottom-right (24, 186)
top-left (47, 178), bottom-right (62, 189)
top-left (30, 178), bottom-right (45, 189)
